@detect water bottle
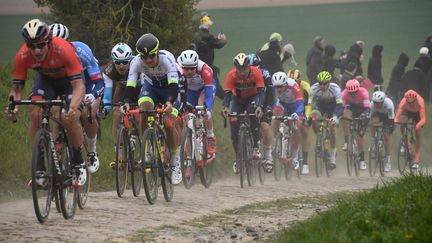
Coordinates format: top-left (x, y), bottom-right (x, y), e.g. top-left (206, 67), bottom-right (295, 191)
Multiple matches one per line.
top-left (130, 134), bottom-right (137, 152)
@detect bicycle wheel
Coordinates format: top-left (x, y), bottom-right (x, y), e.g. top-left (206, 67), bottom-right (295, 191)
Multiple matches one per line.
top-left (131, 130), bottom-right (142, 197)
top-left (284, 138), bottom-right (294, 181)
top-left (397, 139), bottom-right (409, 175)
top-left (346, 134), bottom-right (354, 176)
top-left (237, 129), bottom-right (247, 188)
top-left (31, 129), bottom-right (53, 223)
top-left (59, 138), bottom-right (78, 220)
top-left (115, 126), bottom-right (129, 197)
top-left (314, 133), bottom-right (324, 177)
top-left (245, 133), bottom-right (257, 186)
top-left (257, 137), bottom-right (266, 185)
top-left (273, 133), bottom-right (283, 181)
top-left (77, 169), bottom-right (90, 209)
top-left (160, 136), bottom-right (173, 202)
top-left (368, 138), bottom-right (378, 177)
top-left (141, 128), bottom-right (159, 204)
top-left (199, 134), bottom-right (213, 188)
top-left (352, 138), bottom-right (360, 177)
top-left (180, 128), bottom-right (196, 189)
top-left (377, 139), bottom-right (385, 177)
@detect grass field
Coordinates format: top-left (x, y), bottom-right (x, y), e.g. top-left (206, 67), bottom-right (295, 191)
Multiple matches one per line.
top-left (1, 0), bottom-right (432, 201)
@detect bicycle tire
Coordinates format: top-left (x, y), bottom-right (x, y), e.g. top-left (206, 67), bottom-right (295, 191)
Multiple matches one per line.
top-left (141, 128), bottom-right (159, 204)
top-left (346, 134), bottom-right (353, 176)
top-left (160, 133), bottom-right (174, 202)
top-left (323, 130), bottom-right (332, 177)
top-left (397, 139), bottom-right (409, 175)
top-left (377, 139), bottom-right (385, 176)
top-left (31, 129), bottom-right (53, 223)
top-left (77, 169), bottom-right (90, 209)
top-left (238, 129), bottom-right (247, 188)
top-left (131, 129), bottom-right (142, 197)
top-left (54, 189), bottom-right (61, 213)
top-left (59, 137), bottom-right (78, 220)
top-left (115, 126), bottom-right (129, 198)
top-left (296, 154), bottom-right (302, 179)
top-left (314, 133), bottom-right (323, 177)
top-left (246, 133), bottom-right (257, 186)
top-left (273, 133), bottom-right (283, 181)
top-left (368, 138), bottom-right (377, 177)
top-left (257, 137), bottom-right (266, 185)
top-left (199, 133), bottom-right (213, 188)
top-left (180, 128), bottom-right (196, 189)
top-left (352, 138), bottom-right (360, 177)
top-left (284, 136), bottom-right (294, 181)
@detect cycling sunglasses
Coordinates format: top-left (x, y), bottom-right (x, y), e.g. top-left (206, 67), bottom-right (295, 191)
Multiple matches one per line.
top-left (318, 82), bottom-right (329, 86)
top-left (140, 53), bottom-right (157, 60)
top-left (27, 41), bottom-right (48, 50)
top-left (114, 60), bottom-right (130, 65)
top-left (183, 66), bottom-right (196, 71)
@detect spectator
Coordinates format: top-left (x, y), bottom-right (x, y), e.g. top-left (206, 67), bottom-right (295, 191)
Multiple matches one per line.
top-left (386, 52), bottom-right (409, 103)
top-left (306, 35), bottom-right (325, 84)
top-left (341, 43), bottom-right (363, 76)
top-left (424, 35), bottom-right (432, 56)
top-left (415, 47), bottom-right (432, 74)
top-left (260, 32), bottom-right (283, 52)
top-left (400, 60), bottom-right (427, 100)
top-left (340, 62), bottom-right (357, 90)
top-left (323, 44), bottom-right (341, 82)
top-left (193, 12), bottom-right (227, 99)
top-left (259, 37), bottom-right (288, 76)
top-left (367, 44), bottom-right (384, 86)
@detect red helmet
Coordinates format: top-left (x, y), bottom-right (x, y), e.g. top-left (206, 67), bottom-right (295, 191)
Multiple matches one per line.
top-left (346, 79), bottom-right (360, 93)
top-left (22, 19), bottom-right (51, 44)
top-left (404, 90), bottom-right (418, 103)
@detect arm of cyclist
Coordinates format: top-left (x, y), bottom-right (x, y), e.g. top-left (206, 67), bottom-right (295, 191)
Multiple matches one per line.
top-left (417, 108), bottom-right (426, 130)
top-left (4, 84), bottom-right (24, 122)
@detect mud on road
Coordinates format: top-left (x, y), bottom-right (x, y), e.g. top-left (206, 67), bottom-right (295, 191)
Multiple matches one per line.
top-left (0, 173), bottom-right (396, 242)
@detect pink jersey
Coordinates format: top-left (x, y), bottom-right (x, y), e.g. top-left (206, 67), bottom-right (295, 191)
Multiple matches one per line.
top-left (342, 87), bottom-right (370, 108)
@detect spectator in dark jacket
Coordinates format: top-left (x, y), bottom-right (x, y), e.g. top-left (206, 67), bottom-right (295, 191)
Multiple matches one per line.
top-left (424, 35), bottom-right (432, 56)
top-left (340, 62), bottom-right (357, 90)
top-left (416, 47), bottom-right (432, 74)
top-left (400, 60), bottom-right (427, 100)
top-left (341, 43), bottom-right (363, 76)
top-left (306, 36), bottom-right (325, 84)
top-left (386, 52), bottom-right (409, 103)
top-left (367, 44), bottom-right (384, 86)
top-left (323, 44), bottom-right (341, 82)
top-left (259, 39), bottom-right (286, 76)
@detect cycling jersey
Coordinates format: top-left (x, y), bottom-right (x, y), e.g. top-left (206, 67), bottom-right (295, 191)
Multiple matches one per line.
top-left (370, 97), bottom-right (394, 119)
top-left (71, 41), bottom-right (104, 98)
top-left (223, 66), bottom-right (265, 107)
top-left (342, 87), bottom-right (370, 109)
top-left (274, 78), bottom-right (304, 116)
top-left (310, 82), bottom-right (343, 117)
top-left (261, 67), bottom-right (275, 110)
top-left (298, 80), bottom-right (312, 118)
top-left (13, 37), bottom-right (82, 84)
top-left (394, 96), bottom-right (426, 128)
top-left (125, 50), bottom-right (179, 106)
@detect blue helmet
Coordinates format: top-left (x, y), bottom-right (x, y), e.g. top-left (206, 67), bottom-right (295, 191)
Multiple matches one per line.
top-left (248, 53), bottom-right (261, 66)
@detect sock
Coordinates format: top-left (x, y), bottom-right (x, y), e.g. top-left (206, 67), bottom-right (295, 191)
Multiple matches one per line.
top-left (170, 149), bottom-right (180, 166)
top-left (386, 155), bottom-right (391, 163)
top-left (303, 152), bottom-right (308, 165)
top-left (207, 128), bottom-right (215, 138)
top-left (85, 135), bottom-right (97, 153)
top-left (265, 146), bottom-right (272, 159)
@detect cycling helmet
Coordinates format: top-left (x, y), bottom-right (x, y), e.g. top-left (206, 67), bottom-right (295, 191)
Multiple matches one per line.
top-left (136, 33), bottom-right (159, 57)
top-left (111, 42), bottom-right (133, 61)
top-left (49, 23), bottom-right (69, 40)
top-left (248, 53), bottom-right (261, 66)
top-left (287, 69), bottom-right (301, 81)
top-left (372, 91), bottom-right (386, 103)
top-left (346, 79), bottom-right (360, 93)
top-left (233, 53), bottom-right (249, 67)
top-left (22, 19), bottom-right (51, 44)
top-left (178, 50), bottom-right (199, 68)
top-left (404, 90), bottom-right (418, 103)
top-left (316, 71), bottom-right (332, 83)
top-left (272, 72), bottom-right (288, 86)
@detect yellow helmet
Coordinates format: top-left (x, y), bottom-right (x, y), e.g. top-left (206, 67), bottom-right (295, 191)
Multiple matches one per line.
top-left (287, 69), bottom-right (301, 81)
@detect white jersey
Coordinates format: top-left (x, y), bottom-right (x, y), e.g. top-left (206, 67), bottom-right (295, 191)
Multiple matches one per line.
top-left (370, 97), bottom-right (395, 119)
top-left (309, 82), bottom-right (342, 106)
top-left (183, 60), bottom-right (213, 91)
top-left (127, 50), bottom-right (178, 88)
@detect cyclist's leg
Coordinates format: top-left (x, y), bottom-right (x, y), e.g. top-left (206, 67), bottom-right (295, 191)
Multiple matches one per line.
top-left (413, 112), bottom-right (421, 163)
top-left (230, 97), bottom-right (245, 155)
top-left (246, 97), bottom-right (261, 150)
top-left (196, 88), bottom-right (217, 154)
top-left (300, 118), bottom-right (311, 166)
top-left (370, 114), bottom-right (380, 139)
top-left (29, 73), bottom-right (51, 144)
top-left (342, 107), bottom-right (353, 148)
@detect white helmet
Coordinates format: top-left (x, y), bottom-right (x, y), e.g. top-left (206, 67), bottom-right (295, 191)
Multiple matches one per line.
top-left (233, 53), bottom-right (249, 67)
top-left (272, 72), bottom-right (288, 86)
top-left (178, 50), bottom-right (199, 68)
top-left (111, 42), bottom-right (133, 61)
top-left (372, 91), bottom-right (386, 103)
top-left (49, 23), bottom-right (70, 40)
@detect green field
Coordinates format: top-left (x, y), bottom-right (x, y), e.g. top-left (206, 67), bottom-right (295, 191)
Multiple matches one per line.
top-left (1, 0), bottom-right (432, 201)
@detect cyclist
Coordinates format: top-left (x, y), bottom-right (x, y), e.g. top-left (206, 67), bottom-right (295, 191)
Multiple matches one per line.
top-left (394, 90), bottom-right (426, 170)
top-left (342, 79), bottom-right (370, 171)
top-left (288, 69), bottom-right (312, 174)
top-left (176, 50), bottom-right (216, 169)
top-left (49, 23), bottom-right (104, 173)
top-left (248, 53), bottom-right (274, 172)
top-left (4, 19), bottom-right (86, 186)
top-left (310, 71), bottom-right (342, 169)
top-left (222, 53), bottom-right (266, 174)
top-left (123, 33), bottom-right (183, 184)
top-left (101, 43), bottom-right (140, 168)
top-left (369, 91), bottom-right (395, 172)
top-left (271, 72), bottom-right (304, 171)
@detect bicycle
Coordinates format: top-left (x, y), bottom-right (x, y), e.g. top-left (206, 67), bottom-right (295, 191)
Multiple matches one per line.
top-left (272, 116), bottom-right (300, 181)
top-left (342, 117), bottom-right (366, 177)
top-left (396, 122), bottom-right (416, 174)
top-left (368, 124), bottom-right (387, 177)
top-left (314, 118), bottom-right (333, 177)
top-left (180, 104), bottom-right (214, 189)
top-left (257, 135), bottom-right (266, 185)
top-left (224, 113), bottom-right (258, 188)
top-left (140, 106), bottom-right (174, 204)
top-left (100, 102), bottom-right (142, 198)
top-left (8, 96), bottom-right (78, 223)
